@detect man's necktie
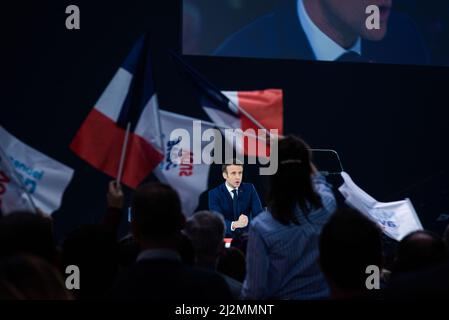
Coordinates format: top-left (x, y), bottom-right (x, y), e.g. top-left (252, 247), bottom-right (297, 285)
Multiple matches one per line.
top-left (232, 189), bottom-right (239, 220)
top-left (336, 51), bottom-right (366, 62)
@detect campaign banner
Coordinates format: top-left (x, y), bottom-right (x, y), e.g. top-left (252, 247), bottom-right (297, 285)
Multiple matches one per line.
top-left (0, 126), bottom-right (74, 215)
top-left (339, 171), bottom-right (423, 241)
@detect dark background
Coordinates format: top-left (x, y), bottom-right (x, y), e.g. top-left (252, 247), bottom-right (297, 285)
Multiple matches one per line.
top-left (1, 1), bottom-right (448, 243)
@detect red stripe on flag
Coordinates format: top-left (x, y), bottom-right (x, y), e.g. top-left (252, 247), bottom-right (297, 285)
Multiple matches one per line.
top-left (238, 89), bottom-right (283, 133)
top-left (237, 89), bottom-right (283, 157)
top-left (70, 108), bottom-right (163, 188)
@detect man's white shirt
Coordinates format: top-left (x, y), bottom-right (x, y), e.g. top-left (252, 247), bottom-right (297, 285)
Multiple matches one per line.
top-left (225, 182), bottom-right (239, 231)
top-left (297, 0), bottom-right (362, 61)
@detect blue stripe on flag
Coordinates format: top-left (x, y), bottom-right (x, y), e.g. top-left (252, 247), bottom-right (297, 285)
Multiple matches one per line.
top-left (117, 34), bottom-right (156, 131)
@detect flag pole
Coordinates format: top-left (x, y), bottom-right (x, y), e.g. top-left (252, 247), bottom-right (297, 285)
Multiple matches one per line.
top-left (159, 110), bottom-right (271, 141)
top-left (153, 95), bottom-right (165, 156)
top-left (159, 110), bottom-right (232, 131)
top-left (226, 97), bottom-right (279, 144)
top-left (227, 99), bottom-right (273, 137)
top-left (0, 143), bottom-right (38, 214)
top-left (117, 122), bottom-right (131, 185)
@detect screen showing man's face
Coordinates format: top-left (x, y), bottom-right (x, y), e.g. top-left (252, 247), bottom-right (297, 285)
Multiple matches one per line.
top-left (320, 0), bottom-right (392, 42)
top-left (184, 0), bottom-right (449, 67)
top-left (223, 165), bottom-right (243, 189)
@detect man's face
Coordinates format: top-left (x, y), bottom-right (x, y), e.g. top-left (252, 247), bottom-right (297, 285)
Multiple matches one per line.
top-left (223, 165), bottom-right (243, 189)
top-left (321, 0), bottom-right (392, 41)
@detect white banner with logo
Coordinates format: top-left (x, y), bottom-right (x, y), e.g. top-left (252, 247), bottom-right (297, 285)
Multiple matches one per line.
top-left (154, 111), bottom-right (217, 216)
top-left (0, 126), bottom-right (74, 215)
top-left (339, 171), bottom-right (423, 241)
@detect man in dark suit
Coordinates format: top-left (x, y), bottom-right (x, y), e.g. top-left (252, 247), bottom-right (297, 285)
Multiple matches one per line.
top-left (208, 161), bottom-right (263, 238)
top-left (215, 0), bottom-right (429, 65)
top-left (110, 183), bottom-right (232, 300)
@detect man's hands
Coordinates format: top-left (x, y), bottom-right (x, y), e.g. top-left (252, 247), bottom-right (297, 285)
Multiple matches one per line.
top-left (107, 180), bottom-right (124, 210)
top-left (232, 214), bottom-right (249, 230)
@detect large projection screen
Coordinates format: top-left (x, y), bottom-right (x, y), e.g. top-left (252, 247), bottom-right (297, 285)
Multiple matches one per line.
top-left (183, 0), bottom-right (449, 66)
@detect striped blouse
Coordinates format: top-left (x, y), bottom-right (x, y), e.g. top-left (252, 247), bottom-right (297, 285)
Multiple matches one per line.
top-left (241, 173), bottom-right (337, 300)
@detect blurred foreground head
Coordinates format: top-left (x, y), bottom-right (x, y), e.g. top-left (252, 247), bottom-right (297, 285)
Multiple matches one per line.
top-left (184, 211), bottom-right (225, 267)
top-left (131, 183), bottom-right (185, 246)
top-left (62, 224), bottom-right (119, 299)
top-left (319, 208), bottom-right (383, 298)
top-left (393, 230), bottom-right (448, 275)
top-left (0, 211), bottom-right (56, 264)
top-left (0, 254), bottom-right (72, 300)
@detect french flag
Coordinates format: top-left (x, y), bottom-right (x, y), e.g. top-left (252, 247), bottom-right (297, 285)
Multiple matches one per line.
top-left (170, 53), bottom-right (283, 157)
top-left (70, 35), bottom-right (164, 188)
top-left (207, 89), bottom-right (283, 157)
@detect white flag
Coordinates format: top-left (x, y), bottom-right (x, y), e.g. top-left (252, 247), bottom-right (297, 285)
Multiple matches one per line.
top-left (339, 171), bottom-right (423, 241)
top-left (0, 126), bottom-right (74, 215)
top-left (154, 111), bottom-right (217, 216)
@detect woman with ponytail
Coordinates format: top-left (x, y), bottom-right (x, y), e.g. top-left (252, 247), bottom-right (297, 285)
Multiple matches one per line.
top-left (242, 135), bottom-right (337, 300)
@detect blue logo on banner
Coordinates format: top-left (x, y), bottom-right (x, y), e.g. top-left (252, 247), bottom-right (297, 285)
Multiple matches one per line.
top-left (161, 138), bottom-right (182, 171)
top-left (9, 156), bottom-right (44, 195)
top-left (375, 209), bottom-right (397, 229)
